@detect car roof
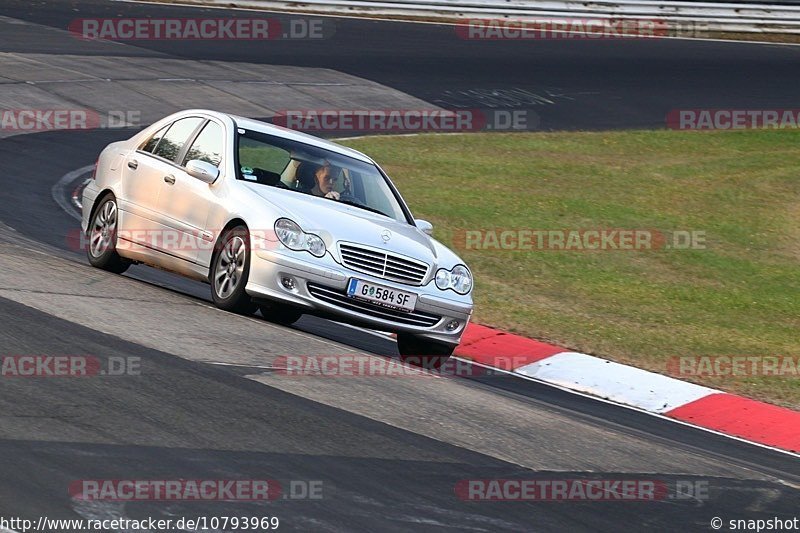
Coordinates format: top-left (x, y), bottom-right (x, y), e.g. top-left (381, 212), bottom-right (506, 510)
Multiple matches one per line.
top-left (222, 112), bottom-right (374, 164)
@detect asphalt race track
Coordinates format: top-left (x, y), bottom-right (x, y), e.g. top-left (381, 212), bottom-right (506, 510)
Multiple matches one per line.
top-left (4, 0), bottom-right (800, 130)
top-left (0, 1), bottom-right (798, 531)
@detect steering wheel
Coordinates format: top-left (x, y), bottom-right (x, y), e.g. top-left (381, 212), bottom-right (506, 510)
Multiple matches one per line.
top-left (339, 193), bottom-right (363, 205)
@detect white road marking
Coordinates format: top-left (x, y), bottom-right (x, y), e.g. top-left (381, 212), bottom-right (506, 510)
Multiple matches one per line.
top-left (72, 178), bottom-right (90, 210)
top-left (52, 165), bottom-right (93, 221)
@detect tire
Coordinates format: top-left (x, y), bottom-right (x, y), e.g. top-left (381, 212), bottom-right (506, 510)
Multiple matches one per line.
top-left (211, 225), bottom-right (255, 313)
top-left (86, 194), bottom-right (130, 274)
top-left (259, 302), bottom-right (303, 326)
top-left (396, 333), bottom-right (455, 370)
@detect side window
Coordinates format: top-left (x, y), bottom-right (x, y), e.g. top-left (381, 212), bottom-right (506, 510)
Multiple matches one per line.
top-left (183, 121), bottom-right (224, 167)
top-left (140, 124), bottom-right (169, 153)
top-left (152, 117), bottom-right (204, 163)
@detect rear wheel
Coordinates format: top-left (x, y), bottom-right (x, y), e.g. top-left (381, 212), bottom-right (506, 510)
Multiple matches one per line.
top-left (259, 302), bottom-right (303, 326)
top-left (211, 226), bottom-right (255, 313)
top-left (396, 333), bottom-right (454, 370)
top-left (86, 194), bottom-right (130, 274)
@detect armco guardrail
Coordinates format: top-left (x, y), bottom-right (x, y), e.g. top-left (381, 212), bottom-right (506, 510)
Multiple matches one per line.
top-left (201, 0), bottom-right (800, 34)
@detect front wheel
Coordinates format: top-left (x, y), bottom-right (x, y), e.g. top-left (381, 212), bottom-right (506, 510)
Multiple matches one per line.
top-left (86, 194), bottom-right (130, 274)
top-left (396, 333), bottom-right (454, 370)
top-left (211, 226), bottom-right (255, 313)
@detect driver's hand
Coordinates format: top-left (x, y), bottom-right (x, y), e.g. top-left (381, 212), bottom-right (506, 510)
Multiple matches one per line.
top-left (325, 191), bottom-right (341, 200)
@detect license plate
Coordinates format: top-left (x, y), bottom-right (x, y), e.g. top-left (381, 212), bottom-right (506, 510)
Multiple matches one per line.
top-left (346, 278), bottom-right (417, 313)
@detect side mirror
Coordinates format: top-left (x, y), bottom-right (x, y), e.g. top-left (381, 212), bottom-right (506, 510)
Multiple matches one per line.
top-left (186, 159), bottom-right (220, 184)
top-left (416, 219), bottom-right (433, 236)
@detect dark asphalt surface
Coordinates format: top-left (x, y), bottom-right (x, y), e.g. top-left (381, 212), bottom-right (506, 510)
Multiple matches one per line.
top-left (3, 0), bottom-right (800, 131)
top-left (1, 297), bottom-right (797, 531)
top-left (0, 1), bottom-right (799, 531)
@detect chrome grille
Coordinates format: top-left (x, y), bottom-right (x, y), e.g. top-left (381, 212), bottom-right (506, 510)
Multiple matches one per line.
top-left (339, 243), bottom-right (429, 286)
top-left (307, 283), bottom-right (441, 327)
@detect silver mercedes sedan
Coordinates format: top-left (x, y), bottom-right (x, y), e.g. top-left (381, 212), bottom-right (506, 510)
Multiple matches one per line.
top-left (82, 109), bottom-right (473, 364)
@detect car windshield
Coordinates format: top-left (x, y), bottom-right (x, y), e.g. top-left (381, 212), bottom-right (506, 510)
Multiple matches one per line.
top-left (236, 129), bottom-right (408, 222)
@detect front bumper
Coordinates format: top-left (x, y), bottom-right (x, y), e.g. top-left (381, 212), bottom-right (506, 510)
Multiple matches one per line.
top-left (246, 248), bottom-right (473, 346)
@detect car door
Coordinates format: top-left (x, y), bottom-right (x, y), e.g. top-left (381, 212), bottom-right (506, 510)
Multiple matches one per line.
top-left (157, 119), bottom-right (225, 265)
top-left (119, 117), bottom-right (205, 256)
top-left (117, 122), bottom-right (173, 239)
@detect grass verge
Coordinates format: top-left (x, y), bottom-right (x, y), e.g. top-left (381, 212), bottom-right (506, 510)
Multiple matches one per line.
top-left (341, 130), bottom-right (800, 409)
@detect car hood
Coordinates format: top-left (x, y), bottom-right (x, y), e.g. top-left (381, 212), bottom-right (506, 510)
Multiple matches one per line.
top-left (242, 183), bottom-right (440, 263)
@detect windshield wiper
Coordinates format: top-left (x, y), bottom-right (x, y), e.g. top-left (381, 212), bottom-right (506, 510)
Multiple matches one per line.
top-left (337, 198), bottom-right (390, 218)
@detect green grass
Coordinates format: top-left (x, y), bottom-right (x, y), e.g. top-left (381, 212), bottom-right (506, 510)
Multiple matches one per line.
top-left (341, 130), bottom-right (800, 409)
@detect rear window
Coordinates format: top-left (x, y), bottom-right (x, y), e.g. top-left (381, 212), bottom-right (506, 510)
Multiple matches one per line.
top-left (140, 124), bottom-right (169, 153)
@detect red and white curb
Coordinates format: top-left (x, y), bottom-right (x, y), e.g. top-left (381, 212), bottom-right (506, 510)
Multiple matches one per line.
top-left (454, 324), bottom-right (800, 454)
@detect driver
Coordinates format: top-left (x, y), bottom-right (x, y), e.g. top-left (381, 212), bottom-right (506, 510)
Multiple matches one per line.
top-left (280, 157), bottom-right (341, 200)
top-left (309, 161), bottom-right (340, 200)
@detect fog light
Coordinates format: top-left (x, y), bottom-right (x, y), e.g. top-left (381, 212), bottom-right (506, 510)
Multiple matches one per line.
top-left (446, 320), bottom-right (460, 332)
top-left (281, 276), bottom-right (296, 290)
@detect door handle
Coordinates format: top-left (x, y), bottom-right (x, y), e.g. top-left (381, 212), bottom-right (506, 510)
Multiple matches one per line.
top-left (164, 174), bottom-right (176, 185)
top-left (127, 159), bottom-right (138, 170)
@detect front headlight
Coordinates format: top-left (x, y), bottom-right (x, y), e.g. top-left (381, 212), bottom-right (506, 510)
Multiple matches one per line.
top-left (275, 218), bottom-right (326, 258)
top-left (434, 264), bottom-right (472, 295)
top-left (304, 233), bottom-right (326, 257)
top-left (275, 219), bottom-right (303, 249)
